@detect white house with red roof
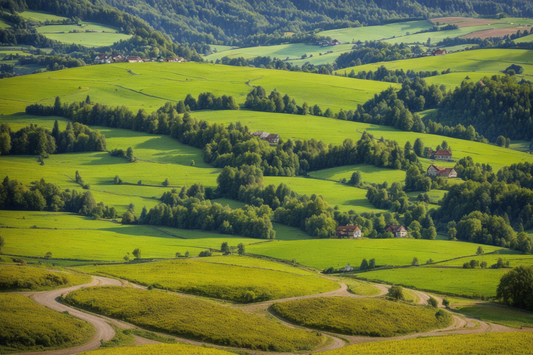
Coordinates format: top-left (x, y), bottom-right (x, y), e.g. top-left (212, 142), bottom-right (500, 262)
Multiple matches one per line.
top-left (334, 225), bottom-right (361, 239)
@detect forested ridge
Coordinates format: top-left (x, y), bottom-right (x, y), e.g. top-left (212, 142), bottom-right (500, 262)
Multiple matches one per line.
top-left (89, 0), bottom-right (533, 45)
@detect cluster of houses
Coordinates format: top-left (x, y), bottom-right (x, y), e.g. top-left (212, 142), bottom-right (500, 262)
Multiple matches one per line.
top-left (94, 54), bottom-right (187, 65)
top-left (333, 224), bottom-right (408, 239)
top-left (250, 131), bottom-right (280, 144)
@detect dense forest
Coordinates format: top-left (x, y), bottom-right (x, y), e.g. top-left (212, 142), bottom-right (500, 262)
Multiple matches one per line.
top-left (79, 0), bottom-right (533, 45)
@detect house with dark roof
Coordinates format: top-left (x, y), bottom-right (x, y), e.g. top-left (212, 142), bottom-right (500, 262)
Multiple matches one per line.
top-left (266, 133), bottom-right (280, 144)
top-left (334, 225), bottom-right (361, 239)
top-left (427, 164), bottom-right (457, 178)
top-left (385, 225), bottom-right (408, 238)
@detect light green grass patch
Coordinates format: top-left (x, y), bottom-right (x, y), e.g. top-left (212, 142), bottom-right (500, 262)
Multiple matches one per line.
top-left (18, 10), bottom-right (69, 22)
top-left (453, 302), bottom-right (533, 328)
top-left (339, 277), bottom-right (381, 296)
top-left (308, 164), bottom-right (406, 185)
top-left (318, 21), bottom-right (434, 43)
top-left (246, 239), bottom-right (505, 270)
top-left (78, 343), bottom-right (235, 355)
top-left (263, 176), bottom-right (385, 213)
top-left (0, 19), bottom-right (11, 29)
top-left (36, 22), bottom-right (119, 34)
top-left (271, 222), bottom-right (312, 240)
top-left (197, 255), bottom-right (316, 275)
top-left (0, 265), bottom-right (91, 291)
top-left (360, 267), bottom-right (508, 297)
top-left (436, 253), bottom-right (533, 268)
top-left (514, 33), bottom-right (533, 43)
top-left (73, 259), bottom-right (338, 302)
top-left (406, 190), bottom-right (447, 204)
top-left (41, 32), bottom-right (132, 48)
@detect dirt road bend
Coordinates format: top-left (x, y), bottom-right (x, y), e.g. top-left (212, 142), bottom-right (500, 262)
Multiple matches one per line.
top-left (14, 276), bottom-right (122, 355)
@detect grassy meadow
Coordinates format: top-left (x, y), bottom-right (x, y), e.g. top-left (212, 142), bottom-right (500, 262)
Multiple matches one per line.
top-left (0, 294), bottom-right (94, 353)
top-left (79, 344), bottom-right (235, 355)
top-left (0, 265), bottom-right (91, 291)
top-left (74, 259), bottom-right (338, 302)
top-left (246, 239), bottom-right (504, 270)
top-left (18, 10), bottom-right (69, 22)
top-left (322, 332), bottom-right (533, 355)
top-left (65, 286), bottom-right (325, 351)
top-left (453, 302), bottom-right (533, 329)
top-left (40, 32), bottom-right (132, 48)
top-left (318, 20), bottom-right (434, 42)
top-left (359, 267), bottom-right (508, 297)
top-left (272, 297), bottom-right (453, 337)
top-left (196, 255), bottom-right (316, 275)
top-left (340, 277), bottom-right (381, 296)
top-left (308, 164), bottom-right (406, 185)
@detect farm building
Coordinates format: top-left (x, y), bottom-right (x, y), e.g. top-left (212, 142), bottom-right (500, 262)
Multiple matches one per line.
top-left (94, 54), bottom-right (110, 64)
top-left (427, 164), bottom-right (457, 178)
top-left (434, 49), bottom-right (447, 56)
top-left (432, 149), bottom-right (453, 161)
top-left (334, 225), bottom-right (361, 239)
top-left (342, 264), bottom-right (353, 272)
top-left (127, 56), bottom-right (143, 63)
top-left (385, 225), bottom-right (408, 238)
top-left (251, 131), bottom-right (280, 144)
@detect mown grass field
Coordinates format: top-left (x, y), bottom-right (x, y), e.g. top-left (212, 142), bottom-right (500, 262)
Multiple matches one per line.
top-left (436, 253), bottom-right (533, 268)
top-left (0, 294), bottom-right (94, 353)
top-left (360, 267), bottom-right (508, 297)
top-left (196, 255), bottom-right (316, 275)
top-left (65, 286), bottom-right (325, 351)
top-left (339, 277), bottom-right (381, 296)
top-left (322, 332), bottom-right (533, 355)
top-left (0, 211), bottom-right (264, 261)
top-left (453, 302), bottom-right (533, 329)
top-left (0, 265), bottom-right (91, 291)
top-left (272, 297), bottom-right (453, 337)
top-left (246, 239), bottom-right (506, 270)
top-left (318, 20), bottom-right (434, 42)
top-left (335, 49), bottom-right (533, 88)
top-left (79, 343), bottom-right (235, 355)
top-left (0, 62), bottom-right (396, 115)
top-left (36, 22), bottom-right (119, 34)
top-left (308, 164), bottom-right (406, 185)
top-left (18, 10), bottom-right (69, 22)
top-left (41, 32), bottom-right (132, 48)
top-left (74, 259), bottom-right (338, 302)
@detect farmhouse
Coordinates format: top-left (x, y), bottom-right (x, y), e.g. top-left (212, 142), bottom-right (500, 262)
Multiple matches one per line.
top-left (434, 49), bottom-right (447, 56)
top-left (334, 225), bottom-right (361, 239)
top-left (427, 164), bottom-right (457, 178)
top-left (434, 149), bottom-right (453, 161)
top-left (251, 131), bottom-right (280, 144)
top-left (127, 56), bottom-right (143, 63)
top-left (94, 54), bottom-right (110, 64)
top-left (342, 264), bottom-right (353, 272)
top-left (385, 225), bottom-right (408, 238)
top-left (332, 39), bottom-right (341, 45)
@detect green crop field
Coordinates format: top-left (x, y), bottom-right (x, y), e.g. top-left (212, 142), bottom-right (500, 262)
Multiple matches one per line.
top-left (0, 62), bottom-right (396, 115)
top-left (360, 267), bottom-right (508, 297)
top-left (0, 211), bottom-right (265, 261)
top-left (318, 20), bottom-right (434, 43)
top-left (18, 10), bottom-right (69, 22)
top-left (79, 343), bottom-right (235, 355)
top-left (41, 32), bottom-right (132, 48)
top-left (74, 259), bottom-right (338, 302)
top-left (65, 286), bottom-right (325, 351)
top-left (322, 332), bottom-right (533, 355)
top-left (514, 33), bottom-right (533, 43)
top-left (0, 294), bottom-right (94, 353)
top-left (197, 255), bottom-right (316, 275)
top-left (453, 302), bottom-right (533, 329)
top-left (0, 265), bottom-right (91, 291)
top-left (36, 22), bottom-right (120, 34)
top-left (246, 239), bottom-right (505, 270)
top-left (339, 277), bottom-right (381, 296)
top-left (308, 164), bottom-right (406, 185)
top-left (436, 253), bottom-right (533, 268)
top-left (272, 297), bottom-right (453, 337)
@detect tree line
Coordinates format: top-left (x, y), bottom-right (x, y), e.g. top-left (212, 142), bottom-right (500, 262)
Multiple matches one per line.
top-left (0, 119), bottom-right (106, 156)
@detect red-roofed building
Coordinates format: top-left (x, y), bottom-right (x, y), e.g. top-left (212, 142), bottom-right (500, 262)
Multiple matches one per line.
top-left (332, 39), bottom-right (341, 45)
top-left (127, 56), bottom-right (143, 63)
top-left (266, 133), bottom-right (280, 144)
top-left (434, 49), bottom-right (447, 56)
top-left (427, 164), bottom-right (457, 178)
top-left (385, 225), bottom-right (408, 238)
top-left (334, 225), bottom-right (361, 239)
top-left (434, 149), bottom-right (452, 161)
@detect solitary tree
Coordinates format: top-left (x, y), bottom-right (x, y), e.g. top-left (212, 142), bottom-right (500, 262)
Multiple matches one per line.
top-left (0, 235), bottom-right (4, 254)
top-left (184, 251), bottom-right (189, 258)
top-left (442, 298), bottom-right (450, 308)
top-left (412, 257), bottom-right (420, 266)
top-left (123, 254), bottom-right (130, 262)
top-left (221, 242), bottom-right (231, 255)
top-left (368, 258), bottom-right (376, 270)
top-left (476, 246), bottom-right (484, 255)
top-left (45, 251), bottom-right (52, 259)
top-left (238, 243), bottom-right (245, 256)
top-left (349, 171), bottom-right (362, 186)
top-left (388, 285), bottom-right (404, 301)
top-left (162, 178), bottom-right (170, 187)
top-left (427, 297), bottom-right (439, 308)
top-left (360, 258), bottom-right (369, 271)
top-left (132, 248), bottom-right (141, 260)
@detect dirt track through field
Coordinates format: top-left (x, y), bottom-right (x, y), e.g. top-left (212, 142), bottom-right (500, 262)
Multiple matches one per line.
top-left (8, 271), bottom-right (533, 355)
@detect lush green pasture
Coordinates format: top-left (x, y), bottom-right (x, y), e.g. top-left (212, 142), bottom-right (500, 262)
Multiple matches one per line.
top-left (360, 267), bottom-right (508, 297)
top-left (0, 265), bottom-right (91, 291)
top-left (322, 332), bottom-right (533, 355)
top-left (337, 277), bottom-right (381, 296)
top-left (308, 164), bottom-right (406, 185)
top-left (514, 33), bottom-right (533, 43)
top-left (436, 253), bottom-right (533, 268)
top-left (18, 10), bottom-right (69, 22)
top-left (246, 239), bottom-right (503, 270)
top-left (0, 211), bottom-right (261, 261)
top-left (0, 294), bottom-right (94, 353)
top-left (42, 32), bottom-right (132, 48)
top-left (197, 255), bottom-right (316, 275)
top-left (74, 259), bottom-right (338, 302)
top-left (270, 222), bottom-right (312, 240)
top-left (453, 302), bottom-right (533, 329)
top-left (194, 110), bottom-right (533, 172)
top-left (318, 20), bottom-right (434, 43)
top-left (272, 297), bottom-right (452, 337)
top-left (335, 49), bottom-right (533, 85)
top-left (80, 344), bottom-right (235, 355)
top-left (406, 189), bottom-right (447, 204)
top-left (66, 286), bottom-right (324, 351)
top-left (0, 62), bottom-right (396, 115)
top-left (0, 19), bottom-right (11, 29)
top-left (36, 22), bottom-right (119, 34)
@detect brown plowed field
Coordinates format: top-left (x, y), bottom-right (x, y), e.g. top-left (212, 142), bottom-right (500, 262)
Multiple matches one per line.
top-left (430, 17), bottom-right (496, 28)
top-left (461, 27), bottom-right (527, 39)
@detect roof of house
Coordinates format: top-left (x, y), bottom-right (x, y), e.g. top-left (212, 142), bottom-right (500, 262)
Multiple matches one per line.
top-left (434, 149), bottom-right (452, 156)
top-left (96, 54), bottom-right (106, 59)
top-left (266, 133), bottom-right (279, 139)
top-left (428, 164), bottom-right (446, 171)
top-left (385, 225), bottom-right (406, 233)
top-left (127, 56), bottom-right (141, 60)
top-left (437, 168), bottom-right (456, 176)
top-left (478, 80), bottom-right (486, 86)
top-left (336, 225), bottom-right (360, 232)
top-left (434, 49), bottom-right (447, 55)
